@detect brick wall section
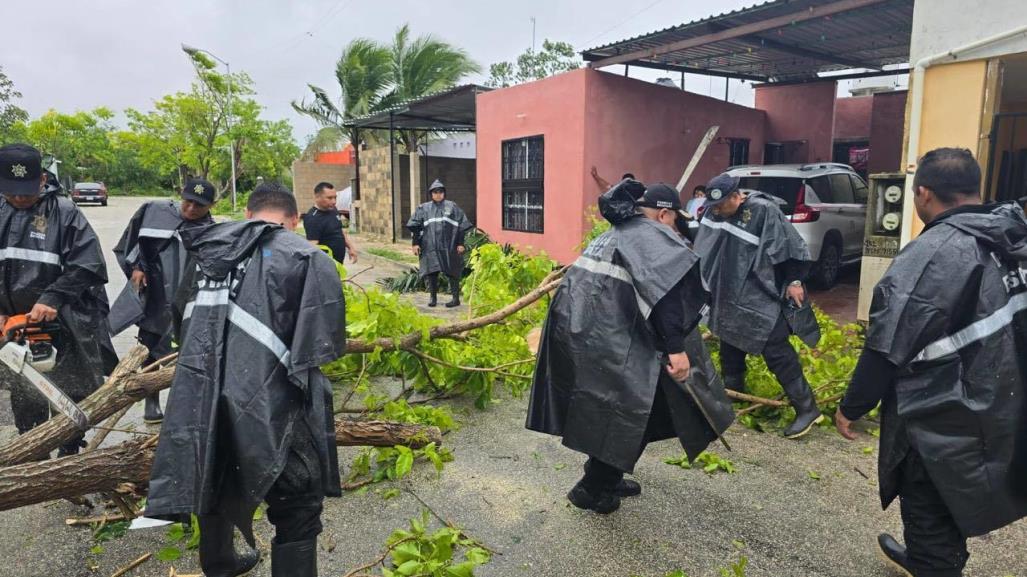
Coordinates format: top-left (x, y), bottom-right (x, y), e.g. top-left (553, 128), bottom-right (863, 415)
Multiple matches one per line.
top-left (359, 145), bottom-right (479, 240)
top-left (291, 160), bottom-right (355, 212)
top-left (357, 145), bottom-right (395, 239)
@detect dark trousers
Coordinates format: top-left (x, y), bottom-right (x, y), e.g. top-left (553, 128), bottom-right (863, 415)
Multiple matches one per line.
top-left (580, 383), bottom-right (673, 492)
top-left (264, 423), bottom-right (325, 544)
top-left (897, 452), bottom-right (968, 577)
top-left (425, 272), bottom-right (460, 299)
top-left (720, 313), bottom-right (804, 389)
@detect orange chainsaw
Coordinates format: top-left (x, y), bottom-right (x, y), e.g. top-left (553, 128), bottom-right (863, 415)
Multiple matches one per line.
top-left (0, 315), bottom-right (89, 430)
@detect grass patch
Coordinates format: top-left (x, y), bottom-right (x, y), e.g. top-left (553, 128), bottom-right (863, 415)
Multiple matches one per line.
top-left (366, 246), bottom-right (419, 264)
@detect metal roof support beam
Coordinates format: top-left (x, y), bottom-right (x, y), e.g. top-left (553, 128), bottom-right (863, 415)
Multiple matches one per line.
top-left (588, 0), bottom-right (889, 69)
top-left (704, 20), bottom-right (879, 70)
top-left (592, 58), bottom-right (769, 83)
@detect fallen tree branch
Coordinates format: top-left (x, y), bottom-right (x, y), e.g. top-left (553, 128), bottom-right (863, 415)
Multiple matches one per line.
top-left (0, 420), bottom-right (442, 512)
top-left (110, 552), bottom-right (152, 577)
top-left (342, 536), bottom-right (416, 577)
top-left (725, 390), bottom-right (789, 408)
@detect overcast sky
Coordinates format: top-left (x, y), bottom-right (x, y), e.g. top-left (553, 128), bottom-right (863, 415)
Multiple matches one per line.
top-left (4, 0), bottom-right (903, 144)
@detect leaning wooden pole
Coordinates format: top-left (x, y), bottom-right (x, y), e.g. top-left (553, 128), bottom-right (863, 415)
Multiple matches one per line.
top-left (0, 419), bottom-right (441, 512)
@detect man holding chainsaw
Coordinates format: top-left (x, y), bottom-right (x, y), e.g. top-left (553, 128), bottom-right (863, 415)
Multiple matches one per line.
top-left (0, 143), bottom-right (117, 456)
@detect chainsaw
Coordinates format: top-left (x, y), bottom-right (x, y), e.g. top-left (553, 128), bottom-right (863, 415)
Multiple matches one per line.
top-left (0, 315), bottom-right (89, 430)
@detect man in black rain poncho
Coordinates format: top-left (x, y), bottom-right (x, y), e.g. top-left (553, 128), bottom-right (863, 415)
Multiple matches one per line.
top-left (111, 178), bottom-right (214, 423)
top-left (406, 179), bottom-right (473, 308)
top-left (693, 173), bottom-right (823, 439)
top-left (527, 180), bottom-right (733, 514)
top-left (146, 182), bottom-right (345, 577)
top-left (836, 148), bottom-right (1027, 577)
top-left (0, 143), bottom-right (117, 456)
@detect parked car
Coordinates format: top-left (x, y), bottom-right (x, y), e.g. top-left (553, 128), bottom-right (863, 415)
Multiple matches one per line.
top-left (724, 163), bottom-right (869, 288)
top-left (71, 182), bottom-right (107, 206)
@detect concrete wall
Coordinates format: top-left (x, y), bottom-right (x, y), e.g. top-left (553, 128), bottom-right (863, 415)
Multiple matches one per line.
top-left (834, 96), bottom-right (873, 141)
top-left (868, 90), bottom-right (909, 174)
top-left (755, 81), bottom-right (837, 163)
top-left (910, 0), bottom-right (1027, 64)
top-left (476, 69), bottom-right (589, 263)
top-left (477, 68), bottom-right (766, 264)
top-left (424, 134), bottom-right (477, 159)
top-left (291, 160), bottom-right (355, 212)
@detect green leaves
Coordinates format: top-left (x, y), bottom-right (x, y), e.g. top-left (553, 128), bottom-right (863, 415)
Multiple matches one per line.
top-left (359, 510), bottom-right (491, 577)
top-left (156, 547), bottom-right (182, 561)
top-left (665, 451), bottom-right (736, 475)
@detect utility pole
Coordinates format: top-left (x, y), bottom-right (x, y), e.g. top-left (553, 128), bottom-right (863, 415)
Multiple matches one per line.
top-left (530, 16), bottom-right (536, 52)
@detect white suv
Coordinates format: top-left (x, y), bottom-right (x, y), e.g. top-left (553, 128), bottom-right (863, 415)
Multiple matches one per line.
top-left (725, 163), bottom-right (869, 288)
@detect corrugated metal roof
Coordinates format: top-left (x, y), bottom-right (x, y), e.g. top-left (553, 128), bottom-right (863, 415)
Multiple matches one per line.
top-left (344, 84), bottom-right (492, 131)
top-left (581, 0), bottom-right (913, 82)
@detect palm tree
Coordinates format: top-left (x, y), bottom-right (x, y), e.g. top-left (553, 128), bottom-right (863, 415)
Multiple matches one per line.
top-left (385, 24), bottom-right (480, 152)
top-left (293, 25), bottom-right (480, 152)
top-left (291, 38), bottom-right (392, 145)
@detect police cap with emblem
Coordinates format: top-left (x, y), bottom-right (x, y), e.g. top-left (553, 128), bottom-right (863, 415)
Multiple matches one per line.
top-left (636, 182), bottom-right (687, 216)
top-left (0, 143), bottom-right (44, 197)
top-left (181, 178), bottom-right (216, 206)
top-left (703, 173), bottom-right (741, 207)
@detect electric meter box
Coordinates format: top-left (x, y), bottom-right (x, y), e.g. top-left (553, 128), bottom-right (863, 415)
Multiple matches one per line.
top-left (857, 172), bottom-right (906, 322)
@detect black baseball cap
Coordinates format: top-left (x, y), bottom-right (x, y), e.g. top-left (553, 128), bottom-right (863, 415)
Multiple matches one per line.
top-left (636, 183), bottom-right (685, 213)
top-left (704, 174), bottom-right (741, 207)
top-left (181, 178), bottom-right (216, 206)
top-left (0, 143), bottom-right (44, 197)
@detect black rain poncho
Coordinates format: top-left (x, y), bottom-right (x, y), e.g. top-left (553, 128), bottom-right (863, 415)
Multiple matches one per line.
top-left (111, 200), bottom-right (212, 353)
top-left (146, 221), bottom-right (345, 545)
top-left (406, 199), bottom-right (473, 279)
top-left (692, 192), bottom-right (811, 354)
top-left (0, 191), bottom-right (117, 398)
top-left (527, 215), bottom-right (734, 472)
top-left (865, 205), bottom-right (1027, 537)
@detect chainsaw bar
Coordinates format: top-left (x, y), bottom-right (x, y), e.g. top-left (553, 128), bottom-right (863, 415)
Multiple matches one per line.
top-left (0, 342), bottom-right (90, 431)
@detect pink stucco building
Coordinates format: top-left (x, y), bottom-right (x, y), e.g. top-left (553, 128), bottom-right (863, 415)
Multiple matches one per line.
top-left (476, 68), bottom-right (766, 264)
top-left (475, 68), bottom-right (906, 264)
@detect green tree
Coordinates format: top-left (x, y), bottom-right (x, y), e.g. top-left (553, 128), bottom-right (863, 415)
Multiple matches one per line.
top-left (486, 40), bottom-right (581, 88)
top-left (292, 38), bottom-right (393, 146)
top-left (0, 66), bottom-right (29, 143)
top-left (293, 24), bottom-right (480, 152)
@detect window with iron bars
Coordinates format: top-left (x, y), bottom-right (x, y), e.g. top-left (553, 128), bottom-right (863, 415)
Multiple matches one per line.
top-left (502, 135), bottom-right (544, 233)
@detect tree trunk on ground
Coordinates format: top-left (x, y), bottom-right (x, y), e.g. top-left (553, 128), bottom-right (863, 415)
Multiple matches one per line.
top-left (0, 419), bottom-right (441, 512)
top-left (0, 346), bottom-right (162, 467)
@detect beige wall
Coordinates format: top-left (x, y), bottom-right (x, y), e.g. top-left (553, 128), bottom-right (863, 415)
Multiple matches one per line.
top-left (291, 160), bottom-right (355, 212)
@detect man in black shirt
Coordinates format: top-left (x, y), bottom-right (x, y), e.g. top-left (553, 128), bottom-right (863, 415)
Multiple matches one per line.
top-left (837, 149), bottom-right (1027, 577)
top-left (302, 182), bottom-right (357, 265)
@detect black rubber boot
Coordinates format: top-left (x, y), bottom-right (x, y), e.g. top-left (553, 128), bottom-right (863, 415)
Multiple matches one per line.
top-left (614, 478), bottom-right (642, 497)
top-left (143, 392), bottom-right (163, 424)
top-left (427, 275), bottom-right (438, 307)
top-left (567, 481), bottom-right (621, 514)
top-left (199, 515), bottom-right (261, 577)
top-left (877, 534), bottom-right (913, 577)
top-left (272, 539), bottom-right (318, 577)
top-left (782, 376), bottom-right (824, 439)
top-left (445, 277), bottom-right (461, 308)
top-left (723, 373), bottom-right (746, 393)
